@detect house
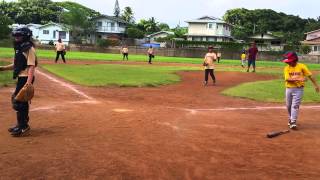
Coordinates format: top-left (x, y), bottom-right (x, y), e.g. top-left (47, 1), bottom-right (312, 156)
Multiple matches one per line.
top-left (185, 16), bottom-right (233, 42)
top-left (11, 23), bottom-right (70, 45)
top-left (301, 29), bottom-right (320, 54)
top-left (247, 32), bottom-right (283, 51)
top-left (36, 23), bottom-right (70, 45)
top-left (146, 31), bottom-right (174, 47)
top-left (87, 15), bottom-right (128, 44)
top-left (146, 31), bottom-right (174, 42)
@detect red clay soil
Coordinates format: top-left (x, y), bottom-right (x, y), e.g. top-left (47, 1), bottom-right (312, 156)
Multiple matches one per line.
top-left (0, 63), bottom-right (320, 179)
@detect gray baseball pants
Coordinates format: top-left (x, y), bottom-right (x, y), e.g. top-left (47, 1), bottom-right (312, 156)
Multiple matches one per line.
top-left (286, 87), bottom-right (304, 123)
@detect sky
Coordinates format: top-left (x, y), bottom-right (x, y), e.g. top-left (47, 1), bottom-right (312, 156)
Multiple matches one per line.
top-left (6, 0), bottom-right (320, 27)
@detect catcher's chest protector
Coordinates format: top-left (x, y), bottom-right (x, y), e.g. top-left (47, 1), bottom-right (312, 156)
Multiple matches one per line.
top-left (13, 49), bottom-right (28, 79)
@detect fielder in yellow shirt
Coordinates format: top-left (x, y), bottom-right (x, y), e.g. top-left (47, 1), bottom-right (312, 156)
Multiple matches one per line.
top-left (283, 52), bottom-right (319, 129)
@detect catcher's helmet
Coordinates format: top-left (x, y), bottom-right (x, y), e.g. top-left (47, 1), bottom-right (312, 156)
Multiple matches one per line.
top-left (12, 27), bottom-right (32, 38)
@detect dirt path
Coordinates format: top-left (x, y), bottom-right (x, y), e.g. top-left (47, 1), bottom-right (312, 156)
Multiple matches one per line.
top-left (0, 62), bottom-right (320, 179)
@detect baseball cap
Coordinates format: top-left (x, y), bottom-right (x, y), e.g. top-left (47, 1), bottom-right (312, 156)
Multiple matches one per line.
top-left (283, 52), bottom-right (298, 63)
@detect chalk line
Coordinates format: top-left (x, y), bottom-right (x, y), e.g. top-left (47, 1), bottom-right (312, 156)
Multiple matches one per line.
top-left (30, 100), bottom-right (100, 112)
top-left (36, 69), bottom-right (94, 100)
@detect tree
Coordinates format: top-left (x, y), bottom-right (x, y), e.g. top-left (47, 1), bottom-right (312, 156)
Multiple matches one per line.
top-left (173, 26), bottom-right (187, 38)
top-left (137, 17), bottom-right (160, 34)
top-left (223, 8), bottom-right (320, 43)
top-left (0, 0), bottom-right (100, 24)
top-left (61, 7), bottom-right (95, 43)
top-left (114, 0), bottom-right (120, 17)
top-left (127, 27), bottom-right (144, 39)
top-left (121, 6), bottom-right (134, 23)
top-left (0, 14), bottom-right (13, 39)
top-left (158, 23), bottom-right (170, 31)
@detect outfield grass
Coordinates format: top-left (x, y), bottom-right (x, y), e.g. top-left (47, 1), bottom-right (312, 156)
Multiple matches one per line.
top-left (222, 75), bottom-right (320, 103)
top-left (0, 61), bottom-right (14, 87)
top-left (42, 64), bottom-right (200, 87)
top-left (2, 47), bottom-right (320, 70)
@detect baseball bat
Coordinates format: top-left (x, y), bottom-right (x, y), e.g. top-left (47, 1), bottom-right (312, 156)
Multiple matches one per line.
top-left (266, 130), bottom-right (290, 138)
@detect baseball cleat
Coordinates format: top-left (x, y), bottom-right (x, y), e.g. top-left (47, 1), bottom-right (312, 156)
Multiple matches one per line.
top-left (8, 125), bottom-right (19, 133)
top-left (289, 123), bottom-right (297, 130)
top-left (11, 125), bottom-right (31, 137)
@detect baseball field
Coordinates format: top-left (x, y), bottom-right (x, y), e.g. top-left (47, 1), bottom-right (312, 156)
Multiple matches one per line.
top-left (1, 49), bottom-right (320, 179)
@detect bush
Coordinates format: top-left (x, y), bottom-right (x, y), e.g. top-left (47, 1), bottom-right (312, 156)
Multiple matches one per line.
top-left (48, 40), bottom-right (54, 46)
top-left (127, 27), bottom-right (145, 39)
top-left (96, 39), bottom-right (120, 47)
top-left (0, 39), bottom-right (13, 47)
top-left (283, 44), bottom-right (299, 52)
top-left (96, 39), bottom-right (110, 47)
top-left (300, 45), bottom-right (311, 54)
top-left (0, 15), bottom-right (12, 40)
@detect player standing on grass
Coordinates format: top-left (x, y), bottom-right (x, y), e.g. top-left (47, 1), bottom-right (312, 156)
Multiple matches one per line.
top-left (217, 51), bottom-right (222, 63)
top-left (283, 52), bottom-right (319, 129)
top-left (0, 27), bottom-right (36, 137)
top-left (241, 49), bottom-right (246, 68)
top-left (247, 42), bottom-right (258, 72)
top-left (55, 38), bottom-right (66, 63)
top-left (203, 46), bottom-right (217, 86)
top-left (147, 45), bottom-right (155, 64)
top-left (121, 45), bottom-right (129, 60)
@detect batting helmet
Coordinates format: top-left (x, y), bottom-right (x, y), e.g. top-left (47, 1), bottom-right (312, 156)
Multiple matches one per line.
top-left (283, 52), bottom-right (298, 63)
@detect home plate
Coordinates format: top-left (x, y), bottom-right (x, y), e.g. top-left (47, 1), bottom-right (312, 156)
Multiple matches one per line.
top-left (112, 109), bottom-right (133, 112)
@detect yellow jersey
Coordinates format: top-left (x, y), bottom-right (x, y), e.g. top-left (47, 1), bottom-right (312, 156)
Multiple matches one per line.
top-left (241, 53), bottom-right (246, 60)
top-left (284, 63), bottom-right (312, 88)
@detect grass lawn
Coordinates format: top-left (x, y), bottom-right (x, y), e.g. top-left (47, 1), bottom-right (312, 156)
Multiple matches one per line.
top-left (2, 47), bottom-right (320, 70)
top-left (42, 64), bottom-right (200, 87)
top-left (0, 61), bottom-right (14, 87)
top-left (222, 75), bottom-right (320, 103)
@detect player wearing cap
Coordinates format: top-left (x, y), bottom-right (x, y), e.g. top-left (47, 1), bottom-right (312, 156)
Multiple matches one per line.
top-left (283, 52), bottom-right (319, 129)
top-left (247, 42), bottom-right (258, 72)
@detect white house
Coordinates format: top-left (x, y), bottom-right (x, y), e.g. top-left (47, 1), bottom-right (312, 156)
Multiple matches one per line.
top-left (301, 29), bottom-right (320, 54)
top-left (248, 32), bottom-right (283, 51)
top-left (146, 31), bottom-right (174, 47)
top-left (36, 23), bottom-right (70, 45)
top-left (11, 23), bottom-right (70, 45)
top-left (185, 16), bottom-right (233, 42)
top-left (87, 15), bottom-right (127, 44)
top-left (146, 31), bottom-right (174, 42)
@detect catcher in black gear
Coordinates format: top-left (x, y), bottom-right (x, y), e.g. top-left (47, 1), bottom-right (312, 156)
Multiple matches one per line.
top-left (0, 27), bottom-right (37, 137)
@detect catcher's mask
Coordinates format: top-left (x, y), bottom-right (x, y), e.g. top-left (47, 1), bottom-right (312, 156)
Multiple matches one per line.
top-left (12, 27), bottom-right (33, 42)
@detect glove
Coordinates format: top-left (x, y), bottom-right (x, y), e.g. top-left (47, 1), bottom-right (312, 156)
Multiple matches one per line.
top-left (203, 62), bottom-right (208, 66)
top-left (15, 84), bottom-right (34, 102)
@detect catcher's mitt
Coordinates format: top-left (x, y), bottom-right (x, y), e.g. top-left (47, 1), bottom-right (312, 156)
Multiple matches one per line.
top-left (15, 84), bottom-right (34, 102)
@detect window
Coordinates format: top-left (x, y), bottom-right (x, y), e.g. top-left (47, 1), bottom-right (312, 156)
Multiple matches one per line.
top-left (110, 22), bottom-right (115, 31)
top-left (314, 46), bottom-right (318, 51)
top-left (53, 31), bottom-right (56, 38)
top-left (208, 23), bottom-right (213, 29)
top-left (43, 30), bottom-right (49, 35)
top-left (59, 31), bottom-right (67, 39)
top-left (97, 22), bottom-right (102, 27)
